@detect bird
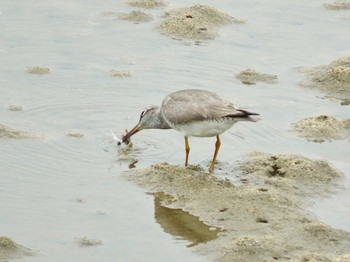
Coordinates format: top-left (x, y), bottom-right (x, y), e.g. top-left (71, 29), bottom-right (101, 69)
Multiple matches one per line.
top-left (120, 89), bottom-right (259, 172)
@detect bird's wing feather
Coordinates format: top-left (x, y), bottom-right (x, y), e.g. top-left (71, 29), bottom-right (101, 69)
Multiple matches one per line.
top-left (161, 89), bottom-right (242, 125)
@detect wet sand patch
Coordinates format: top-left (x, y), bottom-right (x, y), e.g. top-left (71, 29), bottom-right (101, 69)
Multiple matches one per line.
top-left (126, 156), bottom-right (350, 261)
top-left (118, 10), bottom-right (153, 23)
top-left (324, 0), bottom-right (350, 10)
top-left (158, 4), bottom-right (245, 41)
top-left (127, 0), bottom-right (165, 9)
top-left (234, 152), bottom-right (342, 197)
top-left (291, 115), bottom-right (350, 143)
top-left (76, 237), bottom-right (102, 247)
top-left (0, 236), bottom-right (34, 260)
top-left (298, 57), bottom-right (350, 100)
top-left (8, 105), bottom-right (23, 111)
top-left (109, 70), bottom-right (131, 78)
top-left (67, 132), bottom-right (84, 138)
top-left (26, 66), bottom-right (50, 74)
top-left (235, 69), bottom-right (278, 85)
top-left (0, 124), bottom-right (45, 139)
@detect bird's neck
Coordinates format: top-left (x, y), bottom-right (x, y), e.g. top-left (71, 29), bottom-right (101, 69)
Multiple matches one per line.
top-left (156, 109), bottom-right (172, 129)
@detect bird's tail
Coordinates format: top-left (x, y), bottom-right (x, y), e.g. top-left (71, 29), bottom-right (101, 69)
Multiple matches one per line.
top-left (227, 109), bottom-right (260, 122)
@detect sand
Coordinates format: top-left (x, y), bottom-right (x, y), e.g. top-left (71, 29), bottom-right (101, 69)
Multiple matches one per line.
top-left (324, 0), bottom-right (350, 10)
top-left (235, 69), bottom-right (278, 85)
top-left (76, 237), bottom-right (102, 247)
top-left (158, 4), bottom-right (245, 40)
top-left (291, 115), bottom-right (350, 143)
top-left (298, 57), bottom-right (350, 101)
top-left (118, 10), bottom-right (153, 23)
top-left (109, 70), bottom-right (131, 78)
top-left (125, 152), bottom-right (350, 261)
top-left (127, 0), bottom-right (165, 9)
top-left (0, 124), bottom-right (45, 139)
top-left (0, 236), bottom-right (34, 260)
top-left (26, 66), bottom-right (50, 74)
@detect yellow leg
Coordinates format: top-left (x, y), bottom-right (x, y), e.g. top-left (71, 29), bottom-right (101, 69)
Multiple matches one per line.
top-left (184, 136), bottom-right (190, 166)
top-left (209, 135), bottom-right (221, 172)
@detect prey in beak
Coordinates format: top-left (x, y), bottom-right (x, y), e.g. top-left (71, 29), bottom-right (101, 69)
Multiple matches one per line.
top-left (117, 105), bottom-right (168, 146)
top-left (118, 124), bottom-right (141, 145)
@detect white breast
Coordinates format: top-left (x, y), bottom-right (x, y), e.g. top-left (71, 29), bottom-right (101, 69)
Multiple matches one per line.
top-left (172, 119), bottom-right (237, 137)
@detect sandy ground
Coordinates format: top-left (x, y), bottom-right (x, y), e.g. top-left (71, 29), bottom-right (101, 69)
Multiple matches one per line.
top-left (26, 66), bottom-right (50, 74)
top-left (291, 115), bottom-right (350, 143)
top-left (0, 236), bottom-right (34, 260)
top-left (118, 10), bottom-right (153, 23)
top-left (158, 5), bottom-right (245, 40)
top-left (125, 153), bottom-right (350, 262)
top-left (235, 69), bottom-right (278, 85)
top-left (127, 0), bottom-right (166, 9)
top-left (298, 57), bottom-right (350, 102)
top-left (0, 124), bottom-right (44, 139)
top-left (324, 0), bottom-right (350, 10)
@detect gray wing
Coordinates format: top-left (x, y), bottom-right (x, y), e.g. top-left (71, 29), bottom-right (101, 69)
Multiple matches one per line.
top-left (161, 89), bottom-right (242, 125)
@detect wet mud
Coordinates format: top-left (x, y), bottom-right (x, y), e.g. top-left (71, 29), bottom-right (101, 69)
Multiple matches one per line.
top-left (118, 10), bottom-right (153, 23)
top-left (8, 105), bottom-right (23, 111)
top-left (0, 124), bottom-right (45, 139)
top-left (26, 66), bottom-right (50, 74)
top-left (67, 132), bottom-right (84, 138)
top-left (158, 4), bottom-right (245, 40)
top-left (76, 237), bottom-right (102, 247)
top-left (324, 0), bottom-right (350, 10)
top-left (0, 236), bottom-right (34, 260)
top-left (298, 57), bottom-right (350, 100)
top-left (109, 70), bottom-right (131, 78)
top-left (235, 69), bottom-right (278, 85)
top-left (128, 0), bottom-right (165, 9)
top-left (126, 154), bottom-right (350, 262)
top-left (291, 115), bottom-right (350, 143)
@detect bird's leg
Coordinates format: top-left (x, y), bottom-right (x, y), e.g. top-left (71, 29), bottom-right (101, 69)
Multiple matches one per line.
top-left (184, 136), bottom-right (190, 166)
top-left (209, 135), bottom-right (221, 172)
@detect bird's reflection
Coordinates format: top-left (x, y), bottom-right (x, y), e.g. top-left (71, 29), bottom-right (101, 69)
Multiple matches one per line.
top-left (152, 192), bottom-right (222, 247)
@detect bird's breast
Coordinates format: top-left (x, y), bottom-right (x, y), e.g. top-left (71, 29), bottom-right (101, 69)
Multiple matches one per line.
top-left (172, 118), bottom-right (237, 137)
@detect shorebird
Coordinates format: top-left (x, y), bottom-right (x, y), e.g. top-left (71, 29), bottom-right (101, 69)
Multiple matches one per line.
top-left (120, 89), bottom-right (259, 172)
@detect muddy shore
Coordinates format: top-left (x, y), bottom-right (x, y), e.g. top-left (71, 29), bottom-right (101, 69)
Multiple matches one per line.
top-left (0, 236), bottom-right (33, 260)
top-left (298, 57), bottom-right (350, 102)
top-left (125, 153), bottom-right (350, 261)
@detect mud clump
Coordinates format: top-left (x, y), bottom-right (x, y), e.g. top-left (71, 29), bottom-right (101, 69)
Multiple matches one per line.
top-left (8, 105), bottom-right (23, 111)
top-left (118, 10), bottom-right (153, 23)
top-left (109, 70), bottom-right (131, 78)
top-left (324, 0), bottom-right (350, 10)
top-left (159, 4), bottom-right (245, 40)
top-left (235, 69), bottom-right (278, 85)
top-left (128, 0), bottom-right (165, 9)
top-left (26, 66), bottom-right (50, 74)
top-left (76, 237), bottom-right (102, 247)
top-left (291, 115), bottom-right (350, 143)
top-left (67, 132), bottom-right (84, 138)
top-left (126, 159), bottom-right (349, 261)
top-left (0, 124), bottom-right (45, 139)
top-left (0, 236), bottom-right (34, 260)
top-left (236, 152), bottom-right (342, 197)
top-left (298, 57), bottom-right (350, 100)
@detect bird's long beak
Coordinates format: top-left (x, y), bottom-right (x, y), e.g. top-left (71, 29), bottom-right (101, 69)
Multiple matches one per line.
top-left (122, 124), bottom-right (141, 143)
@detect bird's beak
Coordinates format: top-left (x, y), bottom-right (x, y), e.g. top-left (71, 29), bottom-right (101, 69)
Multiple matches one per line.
top-left (122, 124), bottom-right (141, 143)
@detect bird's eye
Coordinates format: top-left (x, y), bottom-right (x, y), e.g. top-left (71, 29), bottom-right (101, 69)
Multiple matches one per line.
top-left (140, 110), bottom-right (146, 120)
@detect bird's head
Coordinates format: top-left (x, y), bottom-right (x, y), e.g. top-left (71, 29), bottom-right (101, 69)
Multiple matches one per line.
top-left (121, 106), bottom-right (160, 143)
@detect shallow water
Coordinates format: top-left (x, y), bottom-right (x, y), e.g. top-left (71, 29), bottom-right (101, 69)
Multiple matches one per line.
top-left (0, 0), bottom-right (349, 261)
